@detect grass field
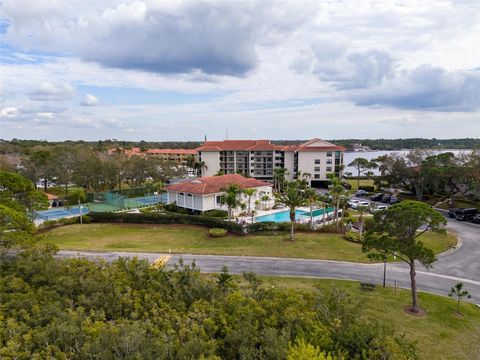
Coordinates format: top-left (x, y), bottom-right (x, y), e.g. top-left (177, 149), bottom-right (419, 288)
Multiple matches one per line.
top-left (237, 276), bottom-right (479, 360)
top-left (41, 223), bottom-right (457, 262)
top-left (347, 178), bottom-right (375, 190)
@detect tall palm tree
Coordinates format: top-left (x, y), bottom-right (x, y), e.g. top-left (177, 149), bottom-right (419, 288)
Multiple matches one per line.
top-left (273, 168), bottom-right (289, 193)
top-left (220, 184), bottom-right (243, 221)
top-left (275, 181), bottom-right (307, 241)
top-left (328, 174), bottom-right (346, 229)
top-left (243, 188), bottom-right (256, 215)
top-left (305, 188), bottom-right (319, 229)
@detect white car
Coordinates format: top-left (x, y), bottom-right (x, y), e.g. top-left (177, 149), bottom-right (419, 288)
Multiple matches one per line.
top-left (348, 199), bottom-right (360, 208)
top-left (352, 201), bottom-right (370, 209)
top-left (372, 205), bottom-right (388, 212)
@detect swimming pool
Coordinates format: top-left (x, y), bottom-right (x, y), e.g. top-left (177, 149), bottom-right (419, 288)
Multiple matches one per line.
top-left (255, 207), bottom-right (335, 223)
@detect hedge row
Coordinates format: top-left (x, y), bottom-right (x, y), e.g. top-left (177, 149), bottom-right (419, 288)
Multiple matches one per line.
top-left (89, 212), bottom-right (346, 235)
top-left (89, 212), bottom-right (245, 234)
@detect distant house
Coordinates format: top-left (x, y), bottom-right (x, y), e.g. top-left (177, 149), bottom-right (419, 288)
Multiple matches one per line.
top-left (163, 174), bottom-right (273, 213)
top-left (108, 147), bottom-right (196, 165)
top-left (45, 193), bottom-right (59, 208)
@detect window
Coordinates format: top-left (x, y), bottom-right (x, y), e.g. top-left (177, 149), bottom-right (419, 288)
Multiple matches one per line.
top-left (314, 174), bottom-right (320, 179)
top-left (216, 195), bottom-right (222, 204)
top-left (314, 167), bottom-right (320, 172)
top-left (326, 166), bottom-right (332, 172)
top-left (179, 192), bottom-right (184, 196)
top-left (327, 152), bottom-right (333, 157)
top-left (314, 159), bottom-right (321, 164)
top-left (326, 159), bottom-right (332, 164)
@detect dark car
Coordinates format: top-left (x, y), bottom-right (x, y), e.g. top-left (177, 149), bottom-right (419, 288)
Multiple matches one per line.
top-left (369, 193), bottom-right (384, 202)
top-left (471, 214), bottom-right (480, 224)
top-left (455, 208), bottom-right (478, 221)
top-left (381, 195), bottom-right (391, 203)
top-left (389, 196), bottom-right (401, 205)
top-left (448, 208), bottom-right (460, 218)
top-left (355, 190), bottom-right (369, 197)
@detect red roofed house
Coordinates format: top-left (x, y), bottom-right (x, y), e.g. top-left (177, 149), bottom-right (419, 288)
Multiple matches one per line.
top-left (108, 147), bottom-right (196, 165)
top-left (196, 138), bottom-right (345, 188)
top-left (163, 174), bottom-right (273, 213)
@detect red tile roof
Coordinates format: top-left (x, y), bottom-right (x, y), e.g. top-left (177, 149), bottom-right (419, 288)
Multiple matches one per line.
top-left (45, 193), bottom-right (58, 200)
top-left (196, 138), bottom-right (345, 152)
top-left (108, 147), bottom-right (196, 156)
top-left (163, 174), bottom-right (272, 195)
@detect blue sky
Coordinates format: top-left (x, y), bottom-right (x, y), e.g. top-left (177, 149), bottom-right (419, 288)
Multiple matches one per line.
top-left (0, 0), bottom-right (479, 141)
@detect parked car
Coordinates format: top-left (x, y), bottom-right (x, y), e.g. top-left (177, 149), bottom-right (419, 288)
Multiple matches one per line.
top-left (389, 196), bottom-right (401, 205)
top-left (348, 199), bottom-right (361, 208)
top-left (448, 208), bottom-right (460, 218)
top-left (471, 214), bottom-right (480, 224)
top-left (369, 193), bottom-right (384, 202)
top-left (355, 190), bottom-right (369, 197)
top-left (381, 195), bottom-right (391, 203)
top-left (372, 205), bottom-right (388, 212)
top-left (455, 208), bottom-right (478, 221)
top-left (352, 201), bottom-right (370, 209)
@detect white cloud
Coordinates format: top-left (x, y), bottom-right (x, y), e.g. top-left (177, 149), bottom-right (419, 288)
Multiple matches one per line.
top-left (28, 82), bottom-right (74, 101)
top-left (81, 93), bottom-right (100, 106)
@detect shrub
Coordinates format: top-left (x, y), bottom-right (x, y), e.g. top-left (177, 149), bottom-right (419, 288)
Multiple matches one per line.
top-left (203, 209), bottom-right (228, 218)
top-left (164, 202), bottom-right (189, 214)
top-left (208, 228), bottom-right (228, 238)
top-left (344, 230), bottom-right (362, 243)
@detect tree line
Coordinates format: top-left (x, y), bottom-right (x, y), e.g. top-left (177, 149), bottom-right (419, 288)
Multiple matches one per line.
top-left (15, 146), bottom-right (187, 195)
top-left (348, 150), bottom-right (480, 205)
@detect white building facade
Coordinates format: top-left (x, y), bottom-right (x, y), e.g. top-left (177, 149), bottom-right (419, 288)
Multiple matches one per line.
top-left (196, 138), bottom-right (345, 187)
top-left (163, 174), bottom-right (273, 213)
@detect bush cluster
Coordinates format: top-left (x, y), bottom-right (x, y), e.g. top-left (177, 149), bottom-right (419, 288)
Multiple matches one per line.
top-left (89, 211), bottom-right (244, 234)
top-left (203, 209), bottom-right (228, 218)
top-left (208, 228), bottom-right (228, 238)
top-left (0, 251), bottom-right (417, 359)
top-left (344, 230), bottom-right (363, 243)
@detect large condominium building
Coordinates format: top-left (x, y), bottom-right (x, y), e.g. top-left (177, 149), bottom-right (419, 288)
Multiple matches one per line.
top-left (196, 138), bottom-right (345, 187)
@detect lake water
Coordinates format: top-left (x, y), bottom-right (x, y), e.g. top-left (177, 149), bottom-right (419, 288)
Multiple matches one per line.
top-left (343, 149), bottom-right (473, 175)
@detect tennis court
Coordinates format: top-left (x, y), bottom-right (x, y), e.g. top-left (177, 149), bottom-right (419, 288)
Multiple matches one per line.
top-left (35, 206), bottom-right (89, 221)
top-left (35, 193), bottom-right (167, 221)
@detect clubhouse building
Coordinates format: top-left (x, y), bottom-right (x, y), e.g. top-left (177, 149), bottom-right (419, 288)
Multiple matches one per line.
top-left (163, 174), bottom-right (273, 213)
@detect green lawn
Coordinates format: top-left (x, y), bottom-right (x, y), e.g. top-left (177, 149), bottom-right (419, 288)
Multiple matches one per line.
top-left (243, 277), bottom-right (480, 360)
top-left (347, 178), bottom-right (375, 190)
top-left (41, 223), bottom-right (457, 262)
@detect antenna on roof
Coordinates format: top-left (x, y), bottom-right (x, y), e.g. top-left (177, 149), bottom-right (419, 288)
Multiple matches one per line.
top-left (225, 128), bottom-right (228, 140)
top-left (204, 134), bottom-right (207, 142)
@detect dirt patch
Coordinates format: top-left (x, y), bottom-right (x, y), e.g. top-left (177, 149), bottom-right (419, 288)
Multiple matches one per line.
top-left (403, 305), bottom-right (427, 317)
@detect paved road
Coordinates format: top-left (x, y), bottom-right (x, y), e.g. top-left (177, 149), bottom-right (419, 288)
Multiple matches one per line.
top-left (56, 216), bottom-right (480, 303)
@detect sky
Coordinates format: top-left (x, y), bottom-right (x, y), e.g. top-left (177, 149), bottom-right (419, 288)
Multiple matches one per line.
top-left (0, 0), bottom-right (479, 141)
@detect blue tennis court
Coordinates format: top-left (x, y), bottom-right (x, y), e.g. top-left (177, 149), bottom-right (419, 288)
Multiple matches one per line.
top-left (35, 206), bottom-right (90, 221)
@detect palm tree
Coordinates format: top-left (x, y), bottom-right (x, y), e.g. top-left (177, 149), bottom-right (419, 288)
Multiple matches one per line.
top-left (328, 174), bottom-right (346, 229)
top-left (193, 161), bottom-right (207, 177)
top-left (275, 181), bottom-right (307, 241)
top-left (273, 168), bottom-right (289, 193)
top-left (305, 188), bottom-right (319, 229)
top-left (185, 155), bottom-right (196, 169)
top-left (261, 194), bottom-right (270, 209)
top-left (243, 188), bottom-right (256, 215)
top-left (220, 184), bottom-right (243, 221)
top-left (357, 204), bottom-right (369, 237)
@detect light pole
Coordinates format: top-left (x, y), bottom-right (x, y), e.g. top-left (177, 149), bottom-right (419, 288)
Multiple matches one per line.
top-left (78, 198), bottom-right (83, 224)
top-left (383, 256), bottom-right (387, 287)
